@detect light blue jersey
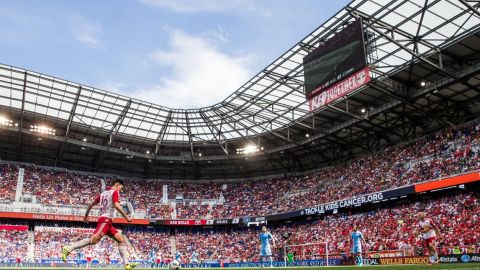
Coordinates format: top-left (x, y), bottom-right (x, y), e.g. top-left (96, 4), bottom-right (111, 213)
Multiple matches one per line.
top-left (77, 251), bottom-right (84, 265)
top-left (191, 251), bottom-right (198, 263)
top-left (351, 231), bottom-right (364, 253)
top-left (175, 251), bottom-right (182, 262)
top-left (259, 232), bottom-right (273, 248)
top-left (149, 250), bottom-right (156, 262)
top-left (259, 232), bottom-right (273, 257)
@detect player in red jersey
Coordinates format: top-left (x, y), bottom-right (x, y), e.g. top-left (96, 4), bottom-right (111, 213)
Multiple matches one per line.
top-left (416, 212), bottom-right (440, 264)
top-left (61, 180), bottom-right (137, 270)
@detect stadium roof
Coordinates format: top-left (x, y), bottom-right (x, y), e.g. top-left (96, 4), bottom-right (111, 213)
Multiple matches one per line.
top-left (1, 0), bottom-right (480, 179)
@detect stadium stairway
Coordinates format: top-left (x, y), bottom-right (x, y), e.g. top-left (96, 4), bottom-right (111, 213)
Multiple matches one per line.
top-left (171, 201), bottom-right (177, 219)
top-left (27, 230), bottom-right (35, 260)
top-left (101, 178), bottom-right (106, 191)
top-left (170, 234), bottom-right (176, 254)
top-left (14, 167), bottom-right (24, 202)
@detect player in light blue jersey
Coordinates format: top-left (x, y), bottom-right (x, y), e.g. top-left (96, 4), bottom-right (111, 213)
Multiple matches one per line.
top-left (191, 250), bottom-right (199, 264)
top-left (259, 226), bottom-right (276, 268)
top-left (175, 251), bottom-right (183, 263)
top-left (149, 249), bottom-right (156, 268)
top-left (351, 225), bottom-right (367, 266)
top-left (76, 250), bottom-right (84, 266)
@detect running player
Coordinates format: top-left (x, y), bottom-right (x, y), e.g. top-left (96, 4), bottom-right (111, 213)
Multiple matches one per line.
top-left (175, 250), bottom-right (183, 263)
top-left (155, 250), bottom-right (163, 268)
top-left (85, 249), bottom-right (92, 268)
top-left (259, 226), bottom-right (276, 268)
top-left (76, 250), bottom-right (84, 267)
top-left (351, 225), bottom-right (367, 266)
top-left (191, 250), bottom-right (199, 264)
top-left (416, 212), bottom-right (440, 264)
top-left (149, 249), bottom-right (156, 268)
top-left (61, 179), bottom-right (137, 270)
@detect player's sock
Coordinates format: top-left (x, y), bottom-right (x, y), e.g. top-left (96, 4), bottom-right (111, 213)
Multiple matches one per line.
top-left (358, 254), bottom-right (363, 266)
top-left (269, 257), bottom-right (273, 267)
top-left (67, 238), bottom-right (91, 252)
top-left (119, 243), bottom-right (130, 265)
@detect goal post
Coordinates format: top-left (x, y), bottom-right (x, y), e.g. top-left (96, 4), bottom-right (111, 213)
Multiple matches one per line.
top-left (283, 241), bottom-right (329, 267)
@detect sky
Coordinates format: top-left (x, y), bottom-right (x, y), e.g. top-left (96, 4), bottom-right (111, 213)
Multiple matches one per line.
top-left (0, 0), bottom-right (350, 109)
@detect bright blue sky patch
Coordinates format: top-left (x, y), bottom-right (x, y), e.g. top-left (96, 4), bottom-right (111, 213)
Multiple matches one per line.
top-left (0, 0), bottom-right (350, 108)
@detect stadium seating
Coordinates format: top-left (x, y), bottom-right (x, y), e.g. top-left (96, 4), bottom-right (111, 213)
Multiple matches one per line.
top-left (0, 191), bottom-right (478, 263)
top-left (33, 227), bottom-right (121, 261)
top-left (0, 121), bottom-right (478, 221)
top-left (174, 191), bottom-right (480, 262)
top-left (0, 163), bottom-right (19, 203)
top-left (23, 169), bottom-right (101, 206)
top-left (125, 229), bottom-right (171, 260)
top-left (176, 203), bottom-right (210, 219)
top-left (0, 226), bottom-right (29, 261)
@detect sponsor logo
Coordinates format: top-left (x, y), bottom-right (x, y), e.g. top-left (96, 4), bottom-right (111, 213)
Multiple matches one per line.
top-left (362, 258), bottom-right (379, 265)
top-left (254, 217), bottom-right (266, 222)
top-left (439, 256), bottom-right (458, 263)
top-left (379, 256), bottom-right (429, 265)
top-left (231, 219), bottom-right (239, 224)
top-left (169, 220), bottom-right (191, 225)
top-left (309, 67), bottom-right (371, 111)
top-left (439, 254), bottom-right (480, 263)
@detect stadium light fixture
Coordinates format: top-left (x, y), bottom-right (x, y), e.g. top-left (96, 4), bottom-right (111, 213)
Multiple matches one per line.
top-left (146, 150), bottom-right (150, 154)
top-left (305, 133), bottom-right (310, 138)
top-left (30, 125), bottom-right (56, 136)
top-left (360, 108), bottom-right (366, 113)
top-left (198, 152), bottom-right (202, 157)
top-left (236, 144), bottom-right (260, 155)
top-left (82, 138), bottom-right (87, 142)
top-left (0, 116), bottom-right (13, 127)
top-left (420, 81), bottom-right (426, 87)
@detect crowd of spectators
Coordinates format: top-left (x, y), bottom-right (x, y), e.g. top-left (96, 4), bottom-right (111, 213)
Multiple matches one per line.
top-left (175, 191), bottom-right (480, 262)
top-left (0, 226), bottom-right (29, 261)
top-left (125, 229), bottom-right (171, 260)
top-left (33, 226), bottom-right (122, 261)
top-left (147, 204), bottom-right (174, 219)
top-left (0, 190), bottom-right (478, 263)
top-left (23, 169), bottom-right (101, 206)
top-left (168, 182), bottom-right (223, 200)
top-left (0, 121), bottom-right (478, 221)
top-left (176, 203), bottom-right (210, 219)
top-left (274, 191), bottom-right (480, 258)
top-left (209, 121), bottom-right (480, 218)
top-left (0, 163), bottom-right (19, 203)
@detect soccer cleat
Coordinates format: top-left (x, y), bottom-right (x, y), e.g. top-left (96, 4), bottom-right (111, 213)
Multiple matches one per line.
top-left (125, 262), bottom-right (138, 270)
top-left (61, 246), bottom-right (70, 262)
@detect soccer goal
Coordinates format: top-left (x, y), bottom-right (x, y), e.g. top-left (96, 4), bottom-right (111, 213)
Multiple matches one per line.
top-left (283, 241), bottom-right (329, 266)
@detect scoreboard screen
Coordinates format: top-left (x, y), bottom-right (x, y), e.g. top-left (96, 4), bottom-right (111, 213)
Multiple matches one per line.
top-left (303, 19), bottom-right (367, 99)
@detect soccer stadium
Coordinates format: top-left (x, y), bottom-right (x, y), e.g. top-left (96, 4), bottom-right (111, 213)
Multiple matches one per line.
top-left (0, 0), bottom-right (479, 270)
